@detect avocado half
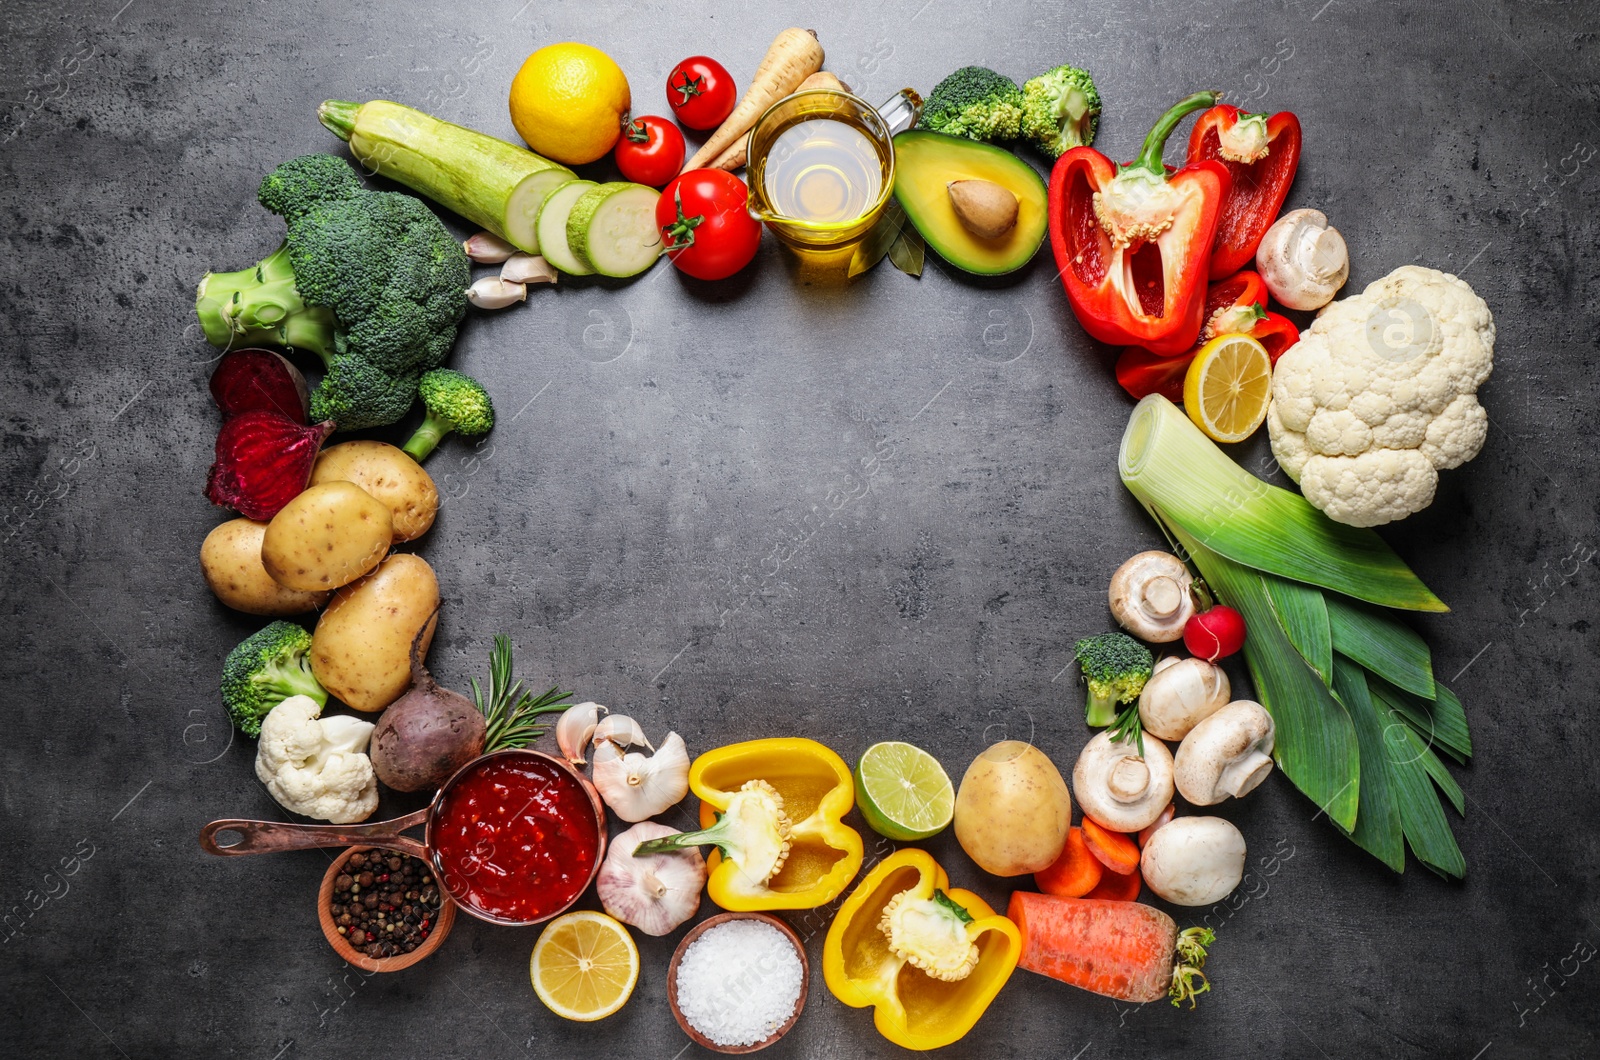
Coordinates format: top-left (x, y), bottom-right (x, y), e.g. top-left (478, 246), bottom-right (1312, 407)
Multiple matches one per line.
top-left (892, 131), bottom-right (1048, 276)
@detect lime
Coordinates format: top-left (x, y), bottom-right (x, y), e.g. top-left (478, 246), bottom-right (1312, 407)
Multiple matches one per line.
top-left (855, 741), bottom-right (955, 841)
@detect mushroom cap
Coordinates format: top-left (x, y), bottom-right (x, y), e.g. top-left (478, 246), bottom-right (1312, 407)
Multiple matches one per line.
top-left (1174, 700), bottom-right (1276, 806)
top-left (1138, 657), bottom-right (1231, 741)
top-left (1256, 208), bottom-right (1350, 311)
top-left (1139, 816), bottom-right (1246, 906)
top-left (1108, 551), bottom-right (1195, 643)
top-left (1071, 730), bottom-right (1174, 833)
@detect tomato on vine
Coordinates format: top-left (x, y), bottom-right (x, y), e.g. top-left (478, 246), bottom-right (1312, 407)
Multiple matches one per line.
top-left (666, 56), bottom-right (736, 130)
top-left (656, 170), bottom-right (762, 281)
top-left (614, 115), bottom-right (685, 187)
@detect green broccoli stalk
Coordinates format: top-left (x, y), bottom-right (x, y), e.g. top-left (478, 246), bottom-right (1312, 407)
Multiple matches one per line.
top-left (1021, 65), bottom-right (1102, 159)
top-left (917, 67), bottom-right (1025, 143)
top-left (1074, 632), bottom-right (1154, 728)
top-left (195, 154), bottom-right (470, 431)
top-left (221, 621), bottom-right (327, 737)
top-left (402, 368), bottom-right (494, 462)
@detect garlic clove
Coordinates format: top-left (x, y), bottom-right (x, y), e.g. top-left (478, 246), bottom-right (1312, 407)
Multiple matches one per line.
top-left (466, 276), bottom-right (527, 309)
top-left (463, 231), bottom-right (518, 263)
top-left (556, 701), bottom-right (607, 764)
top-left (500, 253), bottom-right (558, 285)
top-left (594, 714), bottom-right (653, 751)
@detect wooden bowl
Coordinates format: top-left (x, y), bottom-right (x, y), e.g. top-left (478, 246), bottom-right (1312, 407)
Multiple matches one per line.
top-left (317, 846), bottom-right (456, 972)
top-left (666, 911), bottom-right (809, 1054)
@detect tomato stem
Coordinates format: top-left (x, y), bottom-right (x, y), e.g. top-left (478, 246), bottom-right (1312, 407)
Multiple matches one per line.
top-left (670, 70), bottom-right (705, 106)
top-left (661, 186), bottom-right (703, 253)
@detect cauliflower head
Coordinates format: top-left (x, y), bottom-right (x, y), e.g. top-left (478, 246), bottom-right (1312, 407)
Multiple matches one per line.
top-left (1268, 265), bottom-right (1494, 527)
top-left (254, 695), bottom-right (379, 824)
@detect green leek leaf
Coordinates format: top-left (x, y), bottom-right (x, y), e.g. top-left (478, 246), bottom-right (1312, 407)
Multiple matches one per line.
top-left (1326, 595), bottom-right (1436, 699)
top-left (1265, 578), bottom-right (1333, 685)
top-left (1330, 658), bottom-right (1404, 871)
top-left (1388, 724), bottom-right (1468, 879)
top-left (1169, 521), bottom-right (1360, 830)
top-left (1119, 396), bottom-right (1448, 612)
top-left (1369, 676), bottom-right (1472, 763)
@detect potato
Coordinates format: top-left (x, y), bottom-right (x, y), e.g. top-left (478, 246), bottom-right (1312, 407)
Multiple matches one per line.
top-left (261, 482), bottom-right (392, 592)
top-left (311, 441), bottom-right (439, 543)
top-left (953, 741), bottom-right (1072, 876)
top-left (311, 553), bottom-right (439, 712)
top-left (200, 518), bottom-right (330, 615)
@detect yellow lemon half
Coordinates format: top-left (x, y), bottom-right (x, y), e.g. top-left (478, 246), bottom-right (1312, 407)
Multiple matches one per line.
top-left (1183, 333), bottom-right (1273, 443)
top-left (530, 911), bottom-right (639, 1021)
top-left (509, 42), bottom-right (630, 165)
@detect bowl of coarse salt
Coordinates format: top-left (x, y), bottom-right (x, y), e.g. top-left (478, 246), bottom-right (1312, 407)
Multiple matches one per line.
top-left (667, 911), bottom-right (809, 1053)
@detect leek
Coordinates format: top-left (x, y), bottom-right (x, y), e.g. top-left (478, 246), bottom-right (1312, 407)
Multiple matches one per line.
top-left (1118, 396), bottom-right (1470, 877)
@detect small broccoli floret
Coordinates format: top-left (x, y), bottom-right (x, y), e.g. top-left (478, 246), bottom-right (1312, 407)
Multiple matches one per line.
top-left (402, 368), bottom-right (494, 461)
top-left (1075, 632), bottom-right (1154, 728)
top-left (195, 154), bottom-right (470, 431)
top-left (1021, 65), bottom-right (1102, 158)
top-left (917, 66), bottom-right (1025, 142)
top-left (222, 622), bottom-right (327, 737)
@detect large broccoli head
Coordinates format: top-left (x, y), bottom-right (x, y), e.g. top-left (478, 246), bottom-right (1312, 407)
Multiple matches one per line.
top-left (195, 154), bottom-right (470, 431)
top-left (917, 67), bottom-right (1025, 142)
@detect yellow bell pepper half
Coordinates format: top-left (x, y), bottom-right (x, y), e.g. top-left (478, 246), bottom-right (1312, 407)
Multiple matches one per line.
top-left (823, 849), bottom-right (1021, 1051)
top-left (690, 737), bottom-right (864, 912)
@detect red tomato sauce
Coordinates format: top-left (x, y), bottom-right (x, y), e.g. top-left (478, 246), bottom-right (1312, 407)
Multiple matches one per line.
top-left (430, 755), bottom-right (599, 922)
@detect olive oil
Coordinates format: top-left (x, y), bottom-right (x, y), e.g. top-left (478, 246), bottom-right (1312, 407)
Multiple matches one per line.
top-left (761, 118), bottom-right (886, 224)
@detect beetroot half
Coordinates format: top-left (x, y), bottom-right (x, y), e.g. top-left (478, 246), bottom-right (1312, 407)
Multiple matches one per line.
top-left (206, 410), bottom-right (333, 520)
top-left (209, 348), bottom-right (310, 422)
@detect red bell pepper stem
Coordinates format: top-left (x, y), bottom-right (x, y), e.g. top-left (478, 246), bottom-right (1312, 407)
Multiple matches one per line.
top-left (1122, 91), bottom-right (1219, 178)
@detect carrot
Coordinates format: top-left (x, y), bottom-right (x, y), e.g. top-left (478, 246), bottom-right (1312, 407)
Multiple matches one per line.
top-left (1138, 804), bottom-right (1175, 847)
top-left (1081, 816), bottom-right (1142, 875)
top-left (681, 28), bottom-right (825, 173)
top-left (706, 71), bottom-right (850, 172)
top-left (1034, 827), bottom-right (1103, 898)
top-left (1008, 891), bottom-right (1216, 1007)
top-left (1084, 865), bottom-right (1142, 902)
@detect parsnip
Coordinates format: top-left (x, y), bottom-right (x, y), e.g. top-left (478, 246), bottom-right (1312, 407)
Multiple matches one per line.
top-left (682, 28), bottom-right (824, 173)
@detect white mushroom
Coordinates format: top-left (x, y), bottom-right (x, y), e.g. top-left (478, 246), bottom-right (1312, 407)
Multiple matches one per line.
top-left (1108, 551), bottom-right (1195, 642)
top-left (1139, 816), bottom-right (1246, 906)
top-left (1255, 208), bottom-right (1349, 310)
top-left (1071, 731), bottom-right (1174, 833)
top-left (1138, 657), bottom-right (1231, 741)
top-left (1174, 700), bottom-right (1276, 805)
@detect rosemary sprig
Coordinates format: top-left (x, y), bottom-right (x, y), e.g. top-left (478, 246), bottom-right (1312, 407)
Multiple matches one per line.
top-left (470, 634), bottom-right (573, 752)
top-left (1108, 701), bottom-right (1146, 758)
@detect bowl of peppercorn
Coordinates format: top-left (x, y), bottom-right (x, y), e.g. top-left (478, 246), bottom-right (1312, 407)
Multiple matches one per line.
top-left (318, 847), bottom-right (455, 972)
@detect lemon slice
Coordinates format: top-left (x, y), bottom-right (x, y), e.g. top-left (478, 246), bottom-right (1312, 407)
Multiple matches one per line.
top-left (1183, 333), bottom-right (1273, 443)
top-left (855, 741), bottom-right (956, 841)
top-left (530, 911), bottom-right (639, 1021)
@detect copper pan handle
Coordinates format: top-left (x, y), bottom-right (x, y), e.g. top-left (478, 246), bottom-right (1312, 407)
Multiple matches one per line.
top-left (198, 808), bottom-right (430, 859)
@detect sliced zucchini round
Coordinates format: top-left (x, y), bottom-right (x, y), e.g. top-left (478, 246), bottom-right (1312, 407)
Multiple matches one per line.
top-left (535, 179), bottom-right (598, 276)
top-left (566, 182), bottom-right (662, 278)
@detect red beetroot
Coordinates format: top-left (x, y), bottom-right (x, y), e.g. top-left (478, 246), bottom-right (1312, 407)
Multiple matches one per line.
top-left (209, 348), bottom-right (310, 422)
top-left (1184, 604), bottom-right (1247, 661)
top-left (205, 410), bottom-right (333, 520)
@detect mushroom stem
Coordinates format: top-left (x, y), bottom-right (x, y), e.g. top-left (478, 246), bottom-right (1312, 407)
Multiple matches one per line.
top-left (1218, 749), bottom-right (1273, 798)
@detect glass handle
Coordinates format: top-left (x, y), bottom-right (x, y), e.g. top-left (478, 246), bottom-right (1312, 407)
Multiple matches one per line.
top-left (877, 88), bottom-right (923, 136)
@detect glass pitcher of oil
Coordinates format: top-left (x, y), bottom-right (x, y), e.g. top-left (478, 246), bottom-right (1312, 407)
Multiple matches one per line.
top-left (746, 88), bottom-right (921, 271)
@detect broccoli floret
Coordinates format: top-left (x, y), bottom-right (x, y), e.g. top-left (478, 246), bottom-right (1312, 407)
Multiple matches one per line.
top-left (917, 66), bottom-right (1025, 142)
top-left (195, 154), bottom-right (470, 431)
top-left (222, 621), bottom-right (327, 737)
top-left (402, 368), bottom-right (494, 461)
top-left (1021, 65), bottom-right (1102, 158)
top-left (1074, 632), bottom-right (1154, 728)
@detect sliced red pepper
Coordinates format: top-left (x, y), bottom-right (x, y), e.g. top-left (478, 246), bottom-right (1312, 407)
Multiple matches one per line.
top-left (1114, 269), bottom-right (1300, 401)
top-left (1049, 92), bottom-right (1230, 357)
top-left (1187, 105), bottom-right (1302, 278)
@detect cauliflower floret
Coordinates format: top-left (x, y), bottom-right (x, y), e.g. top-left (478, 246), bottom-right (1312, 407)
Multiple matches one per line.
top-left (254, 695), bottom-right (379, 824)
top-left (1267, 266), bottom-right (1494, 526)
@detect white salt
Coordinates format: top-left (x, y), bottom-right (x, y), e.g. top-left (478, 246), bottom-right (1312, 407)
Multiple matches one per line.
top-left (675, 919), bottom-right (803, 1047)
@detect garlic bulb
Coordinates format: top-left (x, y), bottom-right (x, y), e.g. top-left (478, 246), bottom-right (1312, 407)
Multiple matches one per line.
top-left (591, 731), bottom-right (690, 822)
top-left (596, 821), bottom-right (705, 936)
top-left (556, 701), bottom-right (607, 765)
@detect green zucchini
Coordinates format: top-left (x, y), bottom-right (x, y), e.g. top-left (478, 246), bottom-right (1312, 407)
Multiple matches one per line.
top-left (318, 99), bottom-right (575, 255)
top-left (565, 182), bottom-right (662, 278)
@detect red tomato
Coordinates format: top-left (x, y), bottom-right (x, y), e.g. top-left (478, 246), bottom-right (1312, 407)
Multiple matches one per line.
top-left (656, 170), bottom-right (761, 281)
top-left (666, 56), bottom-right (736, 130)
top-left (614, 115), bottom-right (685, 187)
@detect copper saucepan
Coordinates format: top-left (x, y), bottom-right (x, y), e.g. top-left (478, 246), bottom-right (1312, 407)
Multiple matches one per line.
top-left (199, 748), bottom-right (607, 927)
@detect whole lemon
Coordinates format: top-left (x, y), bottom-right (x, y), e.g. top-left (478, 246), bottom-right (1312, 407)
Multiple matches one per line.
top-left (509, 43), bottom-right (631, 165)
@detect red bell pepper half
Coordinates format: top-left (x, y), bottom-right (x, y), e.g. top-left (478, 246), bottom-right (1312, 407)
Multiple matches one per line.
top-left (1049, 92), bottom-right (1230, 358)
top-left (1114, 270), bottom-right (1298, 401)
top-left (1186, 105), bottom-right (1302, 278)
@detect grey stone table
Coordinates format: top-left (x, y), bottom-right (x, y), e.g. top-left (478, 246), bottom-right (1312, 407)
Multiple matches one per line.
top-left (3, 1), bottom-right (1596, 1057)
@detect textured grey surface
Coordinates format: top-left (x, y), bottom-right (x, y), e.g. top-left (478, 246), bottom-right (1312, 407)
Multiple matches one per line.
top-left (3, 0), bottom-right (1598, 1057)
